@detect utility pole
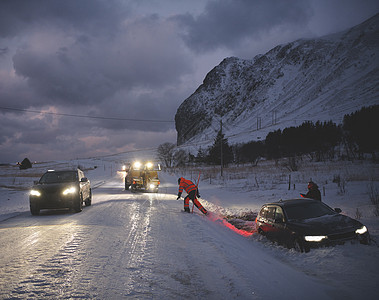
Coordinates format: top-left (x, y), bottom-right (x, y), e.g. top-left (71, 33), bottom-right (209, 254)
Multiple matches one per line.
top-left (257, 117), bottom-right (261, 130)
top-left (272, 110), bottom-right (277, 125)
top-left (220, 119), bottom-right (223, 177)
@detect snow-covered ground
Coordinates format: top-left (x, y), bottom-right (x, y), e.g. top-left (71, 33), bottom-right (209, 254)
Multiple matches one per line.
top-left (0, 156), bottom-right (378, 299)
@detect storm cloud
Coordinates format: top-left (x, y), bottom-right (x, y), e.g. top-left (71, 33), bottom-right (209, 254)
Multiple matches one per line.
top-left (174, 0), bottom-right (313, 53)
top-left (11, 14), bottom-right (191, 106)
top-left (0, 0), bottom-right (124, 38)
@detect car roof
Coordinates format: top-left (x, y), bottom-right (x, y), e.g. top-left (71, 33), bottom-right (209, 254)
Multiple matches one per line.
top-left (263, 198), bottom-right (320, 208)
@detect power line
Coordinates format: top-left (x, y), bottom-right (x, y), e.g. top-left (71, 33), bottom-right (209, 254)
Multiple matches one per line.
top-left (0, 106), bottom-right (175, 123)
top-left (81, 146), bottom-right (160, 159)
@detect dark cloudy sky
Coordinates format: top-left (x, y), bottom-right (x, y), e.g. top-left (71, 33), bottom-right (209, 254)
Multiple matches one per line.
top-left (0, 0), bottom-right (378, 163)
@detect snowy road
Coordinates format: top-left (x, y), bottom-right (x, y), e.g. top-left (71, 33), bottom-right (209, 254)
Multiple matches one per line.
top-left (1, 177), bottom-right (341, 299)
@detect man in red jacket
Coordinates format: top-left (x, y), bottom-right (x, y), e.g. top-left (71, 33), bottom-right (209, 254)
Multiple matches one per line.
top-left (177, 177), bottom-right (208, 215)
top-left (300, 181), bottom-right (322, 201)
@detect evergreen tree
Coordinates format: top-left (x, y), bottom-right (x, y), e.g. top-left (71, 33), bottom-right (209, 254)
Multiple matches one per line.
top-left (238, 141), bottom-right (264, 164)
top-left (196, 147), bottom-right (207, 163)
top-left (207, 130), bottom-right (233, 165)
top-left (265, 129), bottom-right (282, 159)
top-left (343, 105), bottom-right (379, 158)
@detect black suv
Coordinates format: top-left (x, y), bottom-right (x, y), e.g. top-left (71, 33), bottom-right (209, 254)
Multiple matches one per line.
top-left (29, 169), bottom-right (92, 215)
top-left (255, 199), bottom-right (370, 252)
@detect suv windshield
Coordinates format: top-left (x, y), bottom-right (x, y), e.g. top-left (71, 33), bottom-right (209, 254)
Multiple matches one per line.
top-left (39, 171), bottom-right (77, 184)
top-left (285, 202), bottom-right (335, 220)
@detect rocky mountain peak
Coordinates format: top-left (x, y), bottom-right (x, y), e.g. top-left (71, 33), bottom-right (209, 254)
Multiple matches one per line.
top-left (175, 13), bottom-right (379, 147)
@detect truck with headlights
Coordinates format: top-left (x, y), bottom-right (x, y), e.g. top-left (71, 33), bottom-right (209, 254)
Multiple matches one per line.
top-left (124, 161), bottom-right (160, 193)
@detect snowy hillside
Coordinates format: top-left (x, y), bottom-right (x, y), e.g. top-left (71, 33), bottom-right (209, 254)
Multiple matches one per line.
top-left (175, 13), bottom-right (379, 147)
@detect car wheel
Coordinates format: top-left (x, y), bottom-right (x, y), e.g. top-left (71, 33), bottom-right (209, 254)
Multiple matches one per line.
top-left (359, 234), bottom-right (371, 245)
top-left (292, 237), bottom-right (310, 253)
top-left (85, 189), bottom-right (92, 206)
top-left (73, 194), bottom-right (83, 213)
top-left (30, 203), bottom-right (40, 215)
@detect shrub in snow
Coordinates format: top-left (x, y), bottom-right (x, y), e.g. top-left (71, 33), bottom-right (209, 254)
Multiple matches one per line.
top-left (368, 181), bottom-right (379, 216)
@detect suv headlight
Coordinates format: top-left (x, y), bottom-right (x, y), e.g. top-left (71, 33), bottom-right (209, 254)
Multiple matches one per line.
top-left (30, 190), bottom-right (41, 197)
top-left (355, 226), bottom-right (367, 235)
top-left (62, 187), bottom-right (76, 195)
top-left (304, 235), bottom-right (327, 242)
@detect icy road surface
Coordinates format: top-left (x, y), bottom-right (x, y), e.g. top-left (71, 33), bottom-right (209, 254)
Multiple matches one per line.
top-left (1, 178), bottom-right (336, 299)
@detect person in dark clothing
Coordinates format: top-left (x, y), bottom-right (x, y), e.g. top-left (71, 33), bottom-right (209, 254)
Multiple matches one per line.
top-left (18, 158), bottom-right (32, 170)
top-left (300, 181), bottom-right (322, 201)
top-left (177, 177), bottom-right (208, 215)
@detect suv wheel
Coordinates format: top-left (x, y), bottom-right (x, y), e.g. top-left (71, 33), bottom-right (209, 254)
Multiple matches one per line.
top-left (73, 194), bottom-right (83, 213)
top-left (85, 189), bottom-right (92, 206)
top-left (30, 203), bottom-right (40, 215)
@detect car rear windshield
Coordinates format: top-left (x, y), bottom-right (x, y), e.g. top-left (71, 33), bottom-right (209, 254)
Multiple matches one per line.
top-left (40, 171), bottom-right (77, 183)
top-left (285, 202), bottom-right (336, 220)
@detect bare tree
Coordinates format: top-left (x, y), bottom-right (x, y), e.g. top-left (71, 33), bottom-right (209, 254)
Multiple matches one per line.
top-left (174, 149), bottom-right (188, 167)
top-left (157, 142), bottom-right (176, 168)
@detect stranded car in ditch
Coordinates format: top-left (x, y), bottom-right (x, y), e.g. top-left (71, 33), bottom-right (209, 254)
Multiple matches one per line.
top-left (29, 169), bottom-right (92, 215)
top-left (255, 199), bottom-right (370, 252)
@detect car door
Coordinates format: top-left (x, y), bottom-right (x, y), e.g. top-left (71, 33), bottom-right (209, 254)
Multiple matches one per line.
top-left (271, 206), bottom-right (288, 242)
top-left (258, 206), bottom-right (277, 237)
top-left (78, 170), bottom-right (90, 200)
top-left (264, 206), bottom-right (280, 239)
top-left (259, 205), bottom-right (287, 239)
top-left (257, 206), bottom-right (269, 233)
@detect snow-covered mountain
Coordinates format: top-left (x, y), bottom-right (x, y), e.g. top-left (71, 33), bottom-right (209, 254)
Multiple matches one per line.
top-left (175, 13), bottom-right (379, 147)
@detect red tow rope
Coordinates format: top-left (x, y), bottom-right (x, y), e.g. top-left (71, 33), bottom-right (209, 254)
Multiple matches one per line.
top-left (192, 171), bottom-right (201, 213)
